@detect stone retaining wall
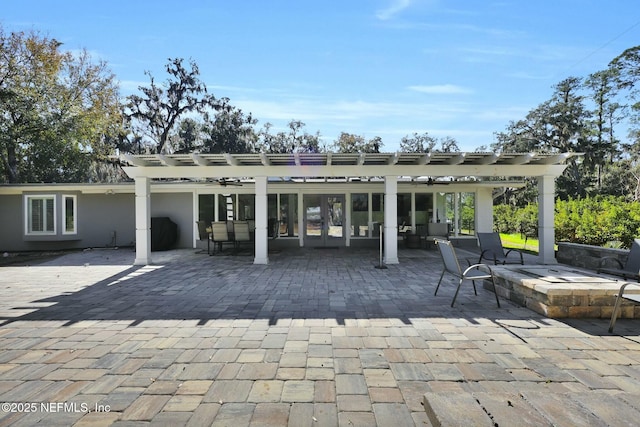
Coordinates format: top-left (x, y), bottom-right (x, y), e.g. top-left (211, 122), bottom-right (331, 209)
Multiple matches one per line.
top-left (557, 242), bottom-right (628, 271)
top-left (487, 265), bottom-right (640, 319)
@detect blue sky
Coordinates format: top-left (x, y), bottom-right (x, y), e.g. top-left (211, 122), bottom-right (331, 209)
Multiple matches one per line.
top-left (3, 0), bottom-right (639, 151)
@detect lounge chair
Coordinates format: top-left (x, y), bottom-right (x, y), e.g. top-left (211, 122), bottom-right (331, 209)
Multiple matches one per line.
top-left (210, 221), bottom-right (235, 255)
top-left (424, 222), bottom-right (449, 249)
top-left (608, 282), bottom-right (640, 332)
top-left (435, 239), bottom-right (501, 307)
top-left (477, 232), bottom-right (524, 265)
top-left (195, 220), bottom-right (211, 255)
top-left (597, 239), bottom-right (640, 282)
top-left (233, 220), bottom-right (252, 253)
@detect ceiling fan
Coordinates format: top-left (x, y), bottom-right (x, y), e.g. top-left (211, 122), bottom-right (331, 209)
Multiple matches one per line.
top-left (412, 177), bottom-right (451, 186)
top-left (206, 178), bottom-right (243, 187)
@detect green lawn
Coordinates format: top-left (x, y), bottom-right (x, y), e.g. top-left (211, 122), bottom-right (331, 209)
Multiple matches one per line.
top-left (500, 233), bottom-right (539, 254)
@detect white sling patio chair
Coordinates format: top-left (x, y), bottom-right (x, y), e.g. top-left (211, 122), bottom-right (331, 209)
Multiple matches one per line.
top-left (435, 239), bottom-right (501, 307)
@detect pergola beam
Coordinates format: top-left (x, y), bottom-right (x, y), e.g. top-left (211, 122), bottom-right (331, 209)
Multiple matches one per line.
top-left (123, 164), bottom-right (569, 179)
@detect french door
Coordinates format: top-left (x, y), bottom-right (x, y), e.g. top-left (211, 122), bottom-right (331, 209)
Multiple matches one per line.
top-left (303, 194), bottom-right (345, 247)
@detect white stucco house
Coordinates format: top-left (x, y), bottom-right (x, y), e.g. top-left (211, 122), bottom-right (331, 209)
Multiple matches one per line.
top-left (0, 152), bottom-right (578, 265)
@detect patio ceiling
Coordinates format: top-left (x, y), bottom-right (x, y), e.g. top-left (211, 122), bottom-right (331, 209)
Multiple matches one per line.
top-left (120, 151), bottom-right (580, 179)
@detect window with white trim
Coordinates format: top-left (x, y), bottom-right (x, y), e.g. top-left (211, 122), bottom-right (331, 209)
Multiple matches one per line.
top-left (26, 195), bottom-right (56, 235)
top-left (62, 194), bottom-right (77, 234)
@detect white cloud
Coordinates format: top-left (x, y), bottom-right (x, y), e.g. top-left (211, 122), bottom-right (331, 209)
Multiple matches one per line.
top-left (408, 84), bottom-right (472, 95)
top-left (376, 0), bottom-right (413, 20)
top-left (232, 96), bottom-right (468, 125)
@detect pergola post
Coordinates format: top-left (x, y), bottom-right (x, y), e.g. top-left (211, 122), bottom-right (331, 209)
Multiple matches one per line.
top-left (538, 175), bottom-right (557, 264)
top-left (134, 177), bottom-right (152, 265)
top-left (254, 176), bottom-right (269, 264)
top-left (384, 176), bottom-right (399, 264)
top-left (475, 188), bottom-right (494, 234)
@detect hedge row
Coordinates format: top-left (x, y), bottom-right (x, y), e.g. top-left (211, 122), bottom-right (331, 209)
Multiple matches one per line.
top-left (493, 196), bottom-right (640, 248)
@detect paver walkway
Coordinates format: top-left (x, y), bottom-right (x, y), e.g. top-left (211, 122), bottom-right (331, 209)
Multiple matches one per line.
top-left (0, 247), bottom-right (639, 426)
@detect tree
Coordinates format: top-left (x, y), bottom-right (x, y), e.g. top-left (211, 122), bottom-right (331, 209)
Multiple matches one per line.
top-left (332, 132), bottom-right (382, 153)
top-left (399, 132), bottom-right (459, 152)
top-left (257, 120), bottom-right (322, 153)
top-left (584, 68), bottom-right (624, 191)
top-left (200, 104), bottom-right (258, 154)
top-left (170, 118), bottom-right (202, 154)
top-left (610, 46), bottom-right (640, 198)
top-left (438, 136), bottom-right (460, 152)
top-left (399, 132), bottom-right (436, 152)
top-left (0, 27), bottom-right (122, 183)
top-left (610, 45), bottom-right (640, 98)
top-left (126, 58), bottom-right (221, 154)
top-left (493, 77), bottom-right (593, 199)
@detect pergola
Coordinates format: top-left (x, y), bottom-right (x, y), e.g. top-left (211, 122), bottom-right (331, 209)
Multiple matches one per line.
top-left (121, 152), bottom-right (579, 266)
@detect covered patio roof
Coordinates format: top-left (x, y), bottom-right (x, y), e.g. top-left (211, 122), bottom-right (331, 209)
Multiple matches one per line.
top-left (120, 152), bottom-right (580, 266)
top-left (120, 151), bottom-right (579, 179)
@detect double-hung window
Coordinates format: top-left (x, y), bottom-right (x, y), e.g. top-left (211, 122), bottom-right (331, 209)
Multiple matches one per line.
top-left (25, 195), bottom-right (56, 235)
top-left (62, 195), bottom-right (77, 234)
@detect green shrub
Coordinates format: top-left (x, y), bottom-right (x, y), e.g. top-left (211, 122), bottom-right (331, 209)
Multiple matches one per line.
top-left (494, 196), bottom-right (640, 249)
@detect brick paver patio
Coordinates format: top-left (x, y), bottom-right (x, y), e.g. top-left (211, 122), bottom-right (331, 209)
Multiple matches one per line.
top-left (0, 246), bottom-right (639, 426)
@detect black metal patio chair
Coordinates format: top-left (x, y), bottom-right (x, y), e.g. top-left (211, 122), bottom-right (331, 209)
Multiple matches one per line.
top-left (424, 222), bottom-right (449, 249)
top-left (477, 232), bottom-right (524, 265)
top-left (598, 238), bottom-right (640, 282)
top-left (435, 239), bottom-right (501, 307)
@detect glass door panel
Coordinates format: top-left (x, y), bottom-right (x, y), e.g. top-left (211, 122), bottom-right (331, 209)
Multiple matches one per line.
top-left (304, 195), bottom-right (322, 239)
top-left (326, 196), bottom-right (343, 239)
top-left (303, 194), bottom-right (345, 247)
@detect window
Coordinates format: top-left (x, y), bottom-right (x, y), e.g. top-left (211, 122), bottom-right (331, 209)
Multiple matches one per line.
top-left (267, 193), bottom-right (298, 237)
top-left (279, 194), bottom-right (298, 237)
top-left (63, 195), bottom-right (77, 234)
top-left (459, 192), bottom-right (475, 236)
top-left (415, 193), bottom-right (432, 226)
top-left (397, 193), bottom-right (411, 234)
top-left (198, 194), bottom-right (215, 225)
top-left (371, 193), bottom-right (384, 237)
top-left (351, 193), bottom-right (368, 237)
top-left (238, 194), bottom-right (255, 220)
top-left (26, 195), bottom-right (55, 235)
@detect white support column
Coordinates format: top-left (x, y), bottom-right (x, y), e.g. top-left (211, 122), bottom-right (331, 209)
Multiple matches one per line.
top-left (453, 192), bottom-right (459, 237)
top-left (192, 190), bottom-right (198, 248)
top-left (298, 191), bottom-right (304, 247)
top-left (254, 176), bottom-right (269, 264)
top-left (134, 177), bottom-right (152, 265)
top-left (410, 192), bottom-right (416, 231)
top-left (384, 176), bottom-right (399, 264)
top-left (432, 193), bottom-right (438, 223)
top-left (345, 193), bottom-right (351, 247)
top-left (475, 188), bottom-right (494, 234)
top-left (214, 193), bottom-right (219, 222)
top-left (538, 175), bottom-right (557, 264)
